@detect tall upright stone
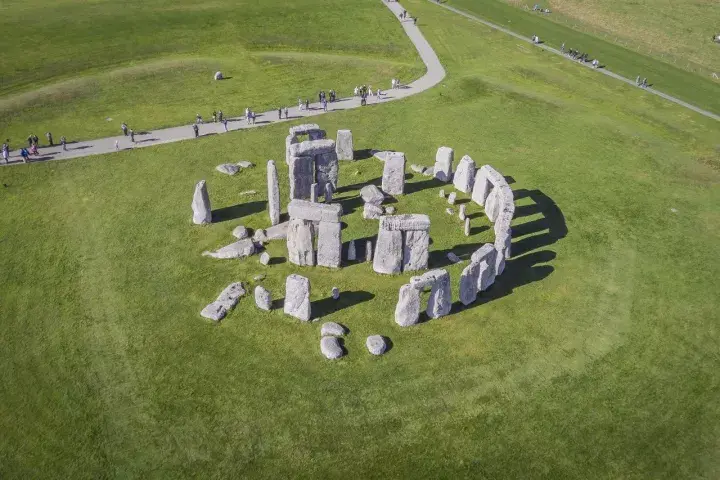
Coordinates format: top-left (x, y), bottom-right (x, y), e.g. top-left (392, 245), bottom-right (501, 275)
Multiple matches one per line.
top-left (315, 150), bottom-right (339, 194)
top-left (284, 274), bottom-right (311, 321)
top-left (403, 230), bottom-right (430, 272)
top-left (464, 217), bottom-right (471, 236)
top-left (381, 152), bottom-right (406, 195)
top-left (336, 129), bottom-right (354, 161)
top-left (310, 183), bottom-right (319, 202)
top-left (426, 269), bottom-right (451, 318)
top-left (317, 221), bottom-right (342, 268)
top-left (267, 160), bottom-right (280, 226)
top-left (324, 183), bottom-right (334, 203)
top-left (366, 240), bottom-right (373, 263)
top-left (395, 284), bottom-right (421, 327)
top-left (286, 218), bottom-right (315, 266)
top-left (289, 155), bottom-right (314, 200)
top-left (191, 180), bottom-right (212, 225)
top-left (434, 147), bottom-right (454, 183)
top-left (373, 228), bottom-right (403, 274)
top-left (453, 155), bottom-right (476, 193)
top-left (495, 227), bottom-right (512, 276)
top-left (459, 262), bottom-right (481, 306)
top-left (459, 204), bottom-right (467, 221)
top-left (472, 244), bottom-right (497, 291)
top-left (347, 240), bottom-right (357, 261)
top-left (471, 168), bottom-right (493, 206)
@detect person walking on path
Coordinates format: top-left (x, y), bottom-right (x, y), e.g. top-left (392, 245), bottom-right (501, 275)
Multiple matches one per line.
top-left (1, 141), bottom-right (9, 164)
top-left (278, 107), bottom-right (282, 119)
top-left (129, 129), bottom-right (135, 143)
top-left (305, 99), bottom-right (309, 110)
top-left (32, 134), bottom-right (39, 146)
top-left (218, 111), bottom-right (223, 123)
top-left (121, 123), bottom-right (128, 136)
top-left (222, 118), bottom-right (228, 132)
top-left (414, 17), bottom-right (418, 25)
top-left (20, 148), bottom-right (29, 163)
top-left (212, 111), bottom-right (217, 123)
top-left (60, 136), bottom-right (67, 151)
top-left (284, 107), bottom-right (289, 119)
top-left (193, 124), bottom-right (199, 138)
top-left (196, 114), bottom-right (203, 124)
top-left (251, 111), bottom-right (256, 125)
top-left (46, 132), bottom-right (53, 146)
top-left (115, 140), bottom-right (119, 151)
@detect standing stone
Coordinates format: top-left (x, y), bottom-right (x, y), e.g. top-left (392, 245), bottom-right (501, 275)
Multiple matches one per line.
top-left (331, 287), bottom-right (340, 300)
top-left (453, 155), bottom-right (476, 193)
top-left (434, 147), bottom-right (454, 182)
top-left (285, 134), bottom-right (299, 165)
top-left (395, 284), bottom-right (421, 327)
top-left (266, 160), bottom-right (281, 226)
top-left (373, 228), bottom-right (403, 274)
top-left (191, 180), bottom-right (212, 225)
top-left (381, 152), bottom-right (406, 195)
top-left (336, 129), bottom-right (354, 160)
top-left (471, 171), bottom-right (493, 206)
top-left (284, 274), bottom-right (311, 321)
top-left (360, 184), bottom-right (385, 205)
top-left (289, 155), bottom-right (314, 200)
top-left (485, 187), bottom-right (502, 222)
top-left (447, 192), bottom-right (457, 205)
top-left (315, 150), bottom-right (339, 193)
top-left (286, 218), bottom-right (315, 266)
top-left (459, 204), bottom-right (466, 221)
top-left (459, 262), bottom-right (481, 306)
top-left (403, 230), bottom-right (430, 272)
top-left (472, 244), bottom-right (498, 291)
top-left (366, 335), bottom-right (388, 355)
top-left (366, 240), bottom-right (373, 263)
top-left (495, 228), bottom-right (512, 276)
top-left (254, 286), bottom-right (272, 311)
top-left (464, 218), bottom-right (471, 236)
top-left (324, 183), bottom-right (333, 203)
top-left (317, 221), bottom-right (342, 268)
top-left (310, 183), bottom-right (319, 202)
top-left (426, 269), bottom-right (451, 319)
top-left (347, 240), bottom-right (357, 261)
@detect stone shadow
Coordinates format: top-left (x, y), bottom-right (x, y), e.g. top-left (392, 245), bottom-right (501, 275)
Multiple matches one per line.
top-left (211, 200), bottom-right (266, 223)
top-left (354, 149), bottom-right (374, 160)
top-left (510, 189), bottom-right (567, 257)
top-left (312, 290), bottom-right (375, 319)
top-left (404, 177), bottom-right (444, 195)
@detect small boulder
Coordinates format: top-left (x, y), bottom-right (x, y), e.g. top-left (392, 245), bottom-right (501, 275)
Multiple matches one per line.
top-left (321, 336), bottom-right (344, 359)
top-left (252, 229), bottom-right (267, 243)
top-left (200, 302), bottom-right (227, 322)
top-left (445, 208), bottom-right (454, 215)
top-left (216, 163), bottom-right (240, 175)
top-left (447, 192), bottom-right (457, 205)
top-left (422, 167), bottom-right (435, 177)
top-left (331, 287), bottom-right (340, 300)
top-left (237, 160), bottom-right (254, 168)
top-left (259, 252), bottom-right (270, 265)
top-left (384, 206), bottom-right (396, 215)
top-left (360, 184), bottom-right (385, 206)
top-left (410, 164), bottom-right (425, 174)
top-left (439, 189), bottom-right (445, 198)
top-left (253, 274), bottom-right (266, 282)
top-left (232, 225), bottom-right (249, 239)
top-left (321, 322), bottom-right (346, 336)
top-left (214, 71), bottom-right (223, 80)
top-left (366, 335), bottom-right (388, 355)
top-left (254, 286), bottom-right (271, 311)
top-left (202, 238), bottom-right (256, 259)
top-left (363, 203), bottom-right (383, 220)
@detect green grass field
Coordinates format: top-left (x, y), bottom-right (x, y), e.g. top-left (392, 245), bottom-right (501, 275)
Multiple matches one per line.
top-left (1, 0), bottom-right (720, 477)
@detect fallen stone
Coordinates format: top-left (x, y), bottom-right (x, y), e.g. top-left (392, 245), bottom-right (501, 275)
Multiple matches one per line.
top-left (200, 302), bottom-right (227, 322)
top-left (331, 287), bottom-right (340, 300)
top-left (453, 155), bottom-right (476, 193)
top-left (434, 146), bottom-right (454, 182)
top-left (232, 225), bottom-right (249, 239)
top-left (459, 262), bottom-right (480, 306)
top-left (363, 203), bottom-right (383, 220)
top-left (202, 238), bottom-right (256, 259)
top-left (446, 208), bottom-right (454, 215)
top-left (192, 180), bottom-right (212, 225)
top-left (381, 152), bottom-right (406, 195)
top-left (216, 163), bottom-right (240, 175)
top-left (254, 286), bottom-right (271, 311)
top-left (447, 252), bottom-right (461, 263)
top-left (366, 335), bottom-right (388, 355)
top-left (336, 130), bottom-right (354, 161)
top-left (237, 160), bottom-right (254, 168)
top-left (372, 150), bottom-right (390, 162)
top-left (447, 192), bottom-right (457, 205)
top-left (259, 252), bottom-right (270, 265)
top-left (284, 274), bottom-right (311, 321)
top-left (265, 221), bottom-right (288, 240)
top-left (360, 184), bottom-right (385, 206)
top-left (216, 282), bottom-right (246, 309)
top-left (252, 229), bottom-right (267, 243)
top-left (321, 322), bottom-right (346, 336)
top-left (267, 160), bottom-right (281, 226)
top-left (410, 164), bottom-right (425, 174)
top-left (320, 336), bottom-right (344, 359)
top-left (384, 206), bottom-right (396, 215)
top-left (395, 284), bottom-right (421, 327)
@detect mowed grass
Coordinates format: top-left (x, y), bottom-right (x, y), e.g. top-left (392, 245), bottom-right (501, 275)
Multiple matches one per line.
top-left (1, 0), bottom-right (720, 478)
top-left (0, 0), bottom-right (423, 141)
top-left (443, 0), bottom-right (720, 115)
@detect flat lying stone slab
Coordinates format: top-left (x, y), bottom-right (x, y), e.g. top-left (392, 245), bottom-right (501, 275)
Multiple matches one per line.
top-left (321, 336), bottom-right (344, 359)
top-left (200, 302), bottom-right (227, 322)
top-left (236, 160), bottom-right (254, 168)
top-left (216, 163), bottom-right (240, 175)
top-left (216, 282), bottom-right (246, 309)
top-left (288, 199), bottom-right (343, 223)
top-left (321, 322), bottom-right (346, 336)
top-left (202, 238), bottom-right (256, 259)
top-left (366, 335), bottom-right (388, 355)
top-left (265, 221), bottom-right (288, 240)
top-left (363, 203), bottom-right (383, 219)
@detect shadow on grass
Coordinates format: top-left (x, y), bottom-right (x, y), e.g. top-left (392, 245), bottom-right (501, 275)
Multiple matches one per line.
top-left (212, 200), bottom-right (266, 223)
top-left (313, 290), bottom-right (375, 319)
top-left (510, 189), bottom-right (567, 257)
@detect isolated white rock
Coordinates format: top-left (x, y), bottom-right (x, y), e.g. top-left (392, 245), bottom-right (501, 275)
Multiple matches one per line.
top-left (321, 336), bottom-right (344, 359)
top-left (216, 163), bottom-right (240, 175)
top-left (202, 239), bottom-right (256, 259)
top-left (321, 322), bottom-right (346, 336)
top-left (366, 335), bottom-right (388, 355)
top-left (254, 286), bottom-right (271, 311)
top-left (232, 225), bottom-right (249, 239)
top-left (259, 252), bottom-right (270, 265)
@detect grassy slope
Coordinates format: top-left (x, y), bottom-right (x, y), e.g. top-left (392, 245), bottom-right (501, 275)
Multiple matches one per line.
top-left (445, 0), bottom-right (720, 116)
top-left (0, 0), bottom-right (423, 141)
top-left (1, 0), bottom-right (720, 478)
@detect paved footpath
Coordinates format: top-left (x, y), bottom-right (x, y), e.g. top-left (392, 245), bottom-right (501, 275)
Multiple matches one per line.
top-left (427, 0), bottom-right (720, 122)
top-left (1, 0), bottom-right (445, 167)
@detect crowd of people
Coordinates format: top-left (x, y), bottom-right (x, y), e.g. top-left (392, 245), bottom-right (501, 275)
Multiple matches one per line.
top-left (560, 44), bottom-right (601, 68)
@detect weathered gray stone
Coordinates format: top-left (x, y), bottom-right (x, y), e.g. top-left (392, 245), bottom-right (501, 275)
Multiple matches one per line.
top-left (372, 150), bottom-right (390, 162)
top-left (447, 252), bottom-right (461, 263)
top-left (267, 160), bottom-right (281, 226)
top-left (447, 192), bottom-right (457, 205)
top-left (320, 336), bottom-right (344, 359)
top-left (380, 214), bottom-right (431, 232)
top-left (373, 228), bottom-right (403, 274)
top-left (366, 240), bottom-right (373, 263)
top-left (384, 206), bottom-right (395, 215)
top-left (289, 123), bottom-right (321, 136)
top-left (254, 286), bottom-right (271, 311)
top-left (288, 200), bottom-right (343, 223)
top-left (236, 160), bottom-right (254, 168)
top-left (347, 240), bottom-right (357, 261)
top-left (202, 238), bottom-right (255, 259)
top-left (284, 274), bottom-right (311, 321)
top-left (232, 225), bottom-right (249, 239)
top-left (289, 155), bottom-right (314, 200)
top-left (471, 172), bottom-right (493, 206)
top-left (360, 184), bottom-right (384, 206)
top-left (453, 155), bottom-right (476, 193)
top-left (422, 166), bottom-right (435, 177)
top-left (486, 185), bottom-right (512, 223)
top-left (403, 229), bottom-right (430, 272)
top-left (446, 208), bottom-right (454, 215)
top-left (336, 129), bottom-right (354, 160)
top-left (381, 152), bottom-right (406, 195)
top-left (192, 180), bottom-right (212, 225)
top-left (265, 221), bottom-right (288, 240)
top-left (434, 147), bottom-right (454, 182)
top-left (200, 302), bottom-right (227, 322)
top-left (259, 251), bottom-right (270, 265)
top-left (410, 164), bottom-right (425, 173)
top-left (426, 269), bottom-right (451, 318)
top-left (395, 284), bottom-right (421, 327)
top-left (216, 282), bottom-right (246, 309)
top-left (317, 221), bottom-right (342, 268)
top-left (459, 262), bottom-right (480, 306)
top-left (252, 229), bottom-right (267, 243)
top-left (363, 203), bottom-right (383, 220)
top-left (315, 150), bottom-right (339, 193)
top-left (459, 204), bottom-right (467, 221)
top-left (286, 218), bottom-right (315, 266)
top-left (310, 183), bottom-right (319, 202)
top-left (366, 335), bottom-right (388, 355)
top-left (331, 287), bottom-right (340, 300)
top-left (285, 134), bottom-right (299, 165)
top-left (472, 244), bottom-right (497, 291)
top-left (288, 139), bottom-right (336, 157)
top-left (464, 218), bottom-right (471, 236)
top-left (321, 321), bottom-right (346, 336)
top-left (216, 163), bottom-right (240, 175)
top-left (324, 183), bottom-right (333, 203)
top-left (439, 189), bottom-right (445, 198)
top-left (495, 227), bottom-right (512, 276)
top-left (309, 130), bottom-right (326, 141)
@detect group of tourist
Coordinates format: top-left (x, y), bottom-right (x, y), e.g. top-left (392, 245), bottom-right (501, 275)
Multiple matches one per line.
top-left (0, 132), bottom-right (70, 164)
top-left (531, 34), bottom-right (541, 44)
top-left (120, 122), bottom-right (136, 143)
top-left (532, 4), bottom-right (551, 13)
top-left (560, 44), bottom-right (601, 68)
top-left (635, 76), bottom-right (649, 88)
top-left (391, 78), bottom-right (402, 89)
top-left (397, 8), bottom-right (417, 24)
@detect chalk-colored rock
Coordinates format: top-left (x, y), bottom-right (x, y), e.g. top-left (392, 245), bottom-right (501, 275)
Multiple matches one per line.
top-left (267, 160), bottom-right (281, 226)
top-left (202, 239), bottom-right (256, 259)
top-left (254, 286), bottom-right (271, 311)
top-left (395, 284), bottom-right (421, 327)
top-left (284, 274), bottom-right (311, 321)
top-left (320, 336), bottom-right (344, 359)
top-left (336, 129), bottom-right (354, 160)
top-left (366, 335), bottom-right (388, 355)
top-left (360, 184), bottom-right (385, 206)
top-left (232, 225), bottom-right (249, 239)
top-left (192, 180), bottom-right (212, 225)
top-left (453, 155), bottom-right (476, 193)
top-left (216, 163), bottom-right (239, 175)
top-left (259, 252), bottom-right (270, 265)
top-left (321, 322), bottom-right (346, 336)
top-left (434, 147), bottom-right (454, 182)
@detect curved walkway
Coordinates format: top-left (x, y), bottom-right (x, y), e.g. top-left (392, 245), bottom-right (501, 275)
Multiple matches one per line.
top-left (428, 0), bottom-right (719, 122)
top-left (1, 1), bottom-right (445, 166)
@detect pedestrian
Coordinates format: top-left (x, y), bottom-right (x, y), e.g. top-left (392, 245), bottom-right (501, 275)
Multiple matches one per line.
top-left (30, 143), bottom-right (39, 155)
top-left (284, 107), bottom-right (289, 119)
top-left (115, 140), bottom-right (119, 151)
top-left (222, 118), bottom-right (228, 132)
top-left (196, 113), bottom-right (203, 124)
top-left (121, 123), bottom-right (128, 136)
top-left (32, 134), bottom-right (39, 146)
top-left (27, 134), bottom-right (33, 147)
top-left (1, 141), bottom-right (9, 164)
top-left (635, 76), bottom-right (640, 86)
top-left (251, 111), bottom-right (256, 125)
top-left (414, 17), bottom-right (418, 25)
top-left (298, 98), bottom-right (303, 111)
top-left (218, 111), bottom-right (223, 122)
top-left (278, 107), bottom-right (282, 119)
top-left (130, 129), bottom-right (135, 143)
top-left (193, 124), bottom-right (199, 138)
top-left (212, 111), bottom-right (217, 123)
top-left (305, 99), bottom-right (309, 110)
top-left (322, 99), bottom-right (327, 111)
top-left (20, 148), bottom-right (29, 163)
top-left (46, 132), bottom-right (53, 146)
top-left (60, 136), bottom-right (67, 151)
